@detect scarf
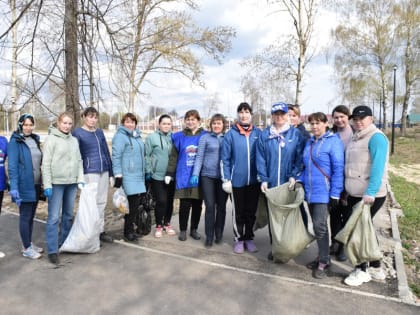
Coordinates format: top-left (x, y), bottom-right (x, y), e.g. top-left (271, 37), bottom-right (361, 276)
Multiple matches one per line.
top-left (268, 123), bottom-right (290, 148)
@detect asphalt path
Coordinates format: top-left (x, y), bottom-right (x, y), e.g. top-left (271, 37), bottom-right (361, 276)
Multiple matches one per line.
top-left (0, 205), bottom-right (418, 314)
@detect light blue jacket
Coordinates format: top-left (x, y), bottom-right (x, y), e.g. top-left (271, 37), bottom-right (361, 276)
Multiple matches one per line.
top-left (112, 126), bottom-right (146, 196)
top-left (300, 131), bottom-right (344, 203)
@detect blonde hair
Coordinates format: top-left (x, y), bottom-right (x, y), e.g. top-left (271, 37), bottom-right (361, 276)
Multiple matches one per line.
top-left (58, 112), bottom-right (73, 123)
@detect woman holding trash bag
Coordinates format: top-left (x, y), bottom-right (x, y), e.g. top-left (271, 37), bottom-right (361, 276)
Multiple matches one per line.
top-left (221, 102), bottom-right (262, 254)
top-left (145, 114), bottom-right (176, 238)
top-left (256, 102), bottom-right (305, 259)
top-left (112, 113), bottom-right (146, 242)
top-left (300, 112), bottom-right (344, 279)
top-left (8, 114), bottom-right (44, 260)
top-left (191, 113), bottom-right (228, 247)
top-left (330, 105), bottom-right (354, 261)
top-left (343, 106), bottom-right (388, 287)
top-left (42, 112), bottom-right (84, 265)
top-left (166, 109), bottom-right (206, 242)
top-left (72, 107), bottom-right (114, 243)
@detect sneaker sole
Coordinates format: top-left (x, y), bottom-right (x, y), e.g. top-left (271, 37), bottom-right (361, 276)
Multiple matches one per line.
top-left (344, 276), bottom-right (371, 286)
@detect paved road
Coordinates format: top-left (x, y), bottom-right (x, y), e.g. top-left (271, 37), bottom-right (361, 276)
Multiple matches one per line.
top-left (0, 205), bottom-right (418, 314)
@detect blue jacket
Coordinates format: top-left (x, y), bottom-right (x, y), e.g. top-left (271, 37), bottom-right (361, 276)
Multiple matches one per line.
top-left (112, 126), bottom-right (146, 196)
top-left (72, 127), bottom-right (113, 176)
top-left (221, 124), bottom-right (261, 187)
top-left (300, 131), bottom-right (344, 203)
top-left (0, 136), bottom-right (7, 191)
top-left (8, 132), bottom-right (41, 202)
top-left (192, 132), bottom-right (224, 179)
top-left (256, 126), bottom-right (305, 188)
top-left (167, 128), bottom-right (207, 191)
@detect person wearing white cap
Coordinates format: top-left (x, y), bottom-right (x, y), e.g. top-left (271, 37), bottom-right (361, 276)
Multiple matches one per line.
top-left (256, 102), bottom-right (305, 260)
top-left (343, 105), bottom-right (389, 286)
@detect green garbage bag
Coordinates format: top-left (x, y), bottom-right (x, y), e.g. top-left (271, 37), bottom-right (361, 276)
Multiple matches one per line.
top-left (265, 183), bottom-right (313, 263)
top-left (335, 201), bottom-right (382, 266)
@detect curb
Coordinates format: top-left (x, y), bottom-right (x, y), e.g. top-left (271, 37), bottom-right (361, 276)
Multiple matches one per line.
top-left (387, 187), bottom-right (416, 305)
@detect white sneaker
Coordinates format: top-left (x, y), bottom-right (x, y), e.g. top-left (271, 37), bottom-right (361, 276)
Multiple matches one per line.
top-left (154, 226), bottom-right (163, 238)
top-left (368, 267), bottom-right (386, 281)
top-left (344, 268), bottom-right (372, 286)
top-left (0, 251), bottom-right (5, 258)
top-left (22, 246), bottom-right (41, 260)
top-left (31, 243), bottom-right (44, 253)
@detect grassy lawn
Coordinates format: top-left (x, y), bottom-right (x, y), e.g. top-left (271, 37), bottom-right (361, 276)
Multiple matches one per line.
top-left (388, 131), bottom-right (420, 297)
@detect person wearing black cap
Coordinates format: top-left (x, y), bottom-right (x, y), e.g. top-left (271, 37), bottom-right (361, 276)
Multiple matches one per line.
top-left (221, 102), bottom-right (262, 254)
top-left (256, 101), bottom-right (305, 260)
top-left (8, 114), bottom-right (44, 259)
top-left (343, 105), bottom-right (389, 286)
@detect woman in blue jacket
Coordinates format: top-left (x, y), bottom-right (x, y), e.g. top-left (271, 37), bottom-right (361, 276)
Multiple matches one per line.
top-left (8, 114), bottom-right (43, 260)
top-left (256, 102), bottom-right (305, 260)
top-left (112, 113), bottom-right (146, 242)
top-left (221, 103), bottom-right (261, 254)
top-left (166, 110), bottom-right (207, 242)
top-left (301, 112), bottom-right (344, 279)
top-left (72, 107), bottom-right (114, 243)
top-left (0, 133), bottom-right (6, 259)
top-left (191, 113), bottom-right (228, 247)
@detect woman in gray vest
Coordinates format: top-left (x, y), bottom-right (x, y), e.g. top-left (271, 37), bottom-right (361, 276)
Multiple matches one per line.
top-left (343, 106), bottom-right (388, 287)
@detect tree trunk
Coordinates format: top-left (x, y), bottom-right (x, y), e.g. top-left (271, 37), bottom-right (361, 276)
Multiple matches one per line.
top-left (65, 0), bottom-right (80, 126)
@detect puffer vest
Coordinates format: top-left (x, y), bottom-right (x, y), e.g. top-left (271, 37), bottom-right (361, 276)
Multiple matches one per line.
top-left (345, 124), bottom-right (388, 197)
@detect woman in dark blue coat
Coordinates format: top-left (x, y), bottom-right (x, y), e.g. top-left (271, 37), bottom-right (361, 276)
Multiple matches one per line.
top-left (8, 114), bottom-right (43, 259)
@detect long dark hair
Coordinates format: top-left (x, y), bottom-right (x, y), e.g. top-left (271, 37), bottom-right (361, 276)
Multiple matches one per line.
top-left (331, 105), bottom-right (350, 132)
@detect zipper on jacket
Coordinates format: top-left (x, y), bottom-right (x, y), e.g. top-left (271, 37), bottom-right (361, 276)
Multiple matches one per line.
top-left (277, 141), bottom-right (282, 187)
top-left (246, 136), bottom-right (251, 185)
top-left (94, 131), bottom-right (104, 173)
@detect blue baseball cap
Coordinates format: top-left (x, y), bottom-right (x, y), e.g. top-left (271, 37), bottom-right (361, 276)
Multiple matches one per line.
top-left (271, 102), bottom-right (289, 114)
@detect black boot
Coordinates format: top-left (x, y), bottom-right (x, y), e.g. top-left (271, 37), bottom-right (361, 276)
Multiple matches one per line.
top-left (336, 244), bottom-right (347, 262)
top-left (48, 253), bottom-right (59, 265)
top-left (178, 230), bottom-right (187, 241)
top-left (190, 229), bottom-right (201, 240)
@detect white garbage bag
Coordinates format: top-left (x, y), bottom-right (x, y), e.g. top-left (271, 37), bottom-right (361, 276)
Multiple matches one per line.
top-left (112, 187), bottom-right (129, 214)
top-left (60, 182), bottom-right (101, 253)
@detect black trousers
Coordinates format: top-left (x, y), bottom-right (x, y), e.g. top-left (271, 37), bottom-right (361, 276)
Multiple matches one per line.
top-left (232, 184), bottom-right (260, 241)
top-left (151, 179), bottom-right (175, 227)
top-left (125, 193), bottom-right (145, 235)
top-left (178, 198), bottom-right (202, 231)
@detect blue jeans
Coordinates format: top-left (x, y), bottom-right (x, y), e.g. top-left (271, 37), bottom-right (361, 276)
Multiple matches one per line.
top-left (309, 203), bottom-right (330, 264)
top-left (46, 184), bottom-right (77, 254)
top-left (200, 176), bottom-right (228, 241)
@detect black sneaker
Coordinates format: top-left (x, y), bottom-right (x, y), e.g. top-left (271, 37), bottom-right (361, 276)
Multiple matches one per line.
top-left (313, 262), bottom-right (329, 279)
top-left (124, 233), bottom-right (138, 242)
top-left (205, 239), bottom-right (213, 248)
top-left (48, 253), bottom-right (59, 265)
top-left (190, 229), bottom-right (201, 240)
top-left (267, 252), bottom-right (273, 261)
top-left (178, 231), bottom-right (187, 241)
top-left (100, 232), bottom-right (114, 243)
top-left (306, 259), bottom-right (319, 270)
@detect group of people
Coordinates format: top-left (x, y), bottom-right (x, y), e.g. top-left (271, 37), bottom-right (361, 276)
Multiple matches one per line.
top-left (0, 102), bottom-right (388, 289)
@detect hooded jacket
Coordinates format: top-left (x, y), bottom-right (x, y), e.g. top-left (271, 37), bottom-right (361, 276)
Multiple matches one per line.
top-left (112, 125), bottom-right (146, 196)
top-left (300, 130), bottom-right (344, 203)
top-left (145, 129), bottom-right (173, 181)
top-left (42, 127), bottom-right (84, 189)
top-left (8, 132), bottom-right (41, 201)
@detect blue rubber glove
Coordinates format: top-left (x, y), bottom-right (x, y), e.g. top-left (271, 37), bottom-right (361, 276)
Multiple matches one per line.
top-left (10, 190), bottom-right (22, 207)
top-left (44, 188), bottom-right (53, 199)
top-left (189, 175), bottom-right (199, 186)
top-left (145, 173), bottom-right (152, 182)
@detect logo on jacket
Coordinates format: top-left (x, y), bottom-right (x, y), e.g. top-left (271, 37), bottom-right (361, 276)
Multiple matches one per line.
top-left (185, 145), bottom-right (198, 167)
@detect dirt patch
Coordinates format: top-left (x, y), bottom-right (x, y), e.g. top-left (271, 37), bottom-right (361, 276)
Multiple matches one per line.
top-left (388, 164), bottom-right (420, 185)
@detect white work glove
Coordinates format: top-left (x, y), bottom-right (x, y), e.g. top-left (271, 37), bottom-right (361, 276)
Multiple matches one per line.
top-left (363, 195), bottom-right (375, 205)
top-left (261, 182), bottom-right (268, 193)
top-left (78, 182), bottom-right (85, 190)
top-left (222, 181), bottom-right (232, 194)
top-left (288, 177), bottom-right (296, 191)
top-left (109, 177), bottom-right (115, 188)
top-left (164, 176), bottom-right (173, 185)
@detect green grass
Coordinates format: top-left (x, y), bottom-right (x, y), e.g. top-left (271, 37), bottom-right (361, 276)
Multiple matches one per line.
top-left (388, 133), bottom-right (420, 298)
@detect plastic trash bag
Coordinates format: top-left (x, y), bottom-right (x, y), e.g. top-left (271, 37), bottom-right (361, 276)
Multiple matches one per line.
top-left (254, 193), bottom-right (269, 231)
top-left (113, 187), bottom-right (129, 214)
top-left (265, 183), bottom-right (313, 263)
top-left (335, 201), bottom-right (382, 266)
top-left (60, 182), bottom-right (101, 253)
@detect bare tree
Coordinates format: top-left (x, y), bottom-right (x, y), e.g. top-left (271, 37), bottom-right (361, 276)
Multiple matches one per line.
top-left (332, 0), bottom-right (397, 130)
